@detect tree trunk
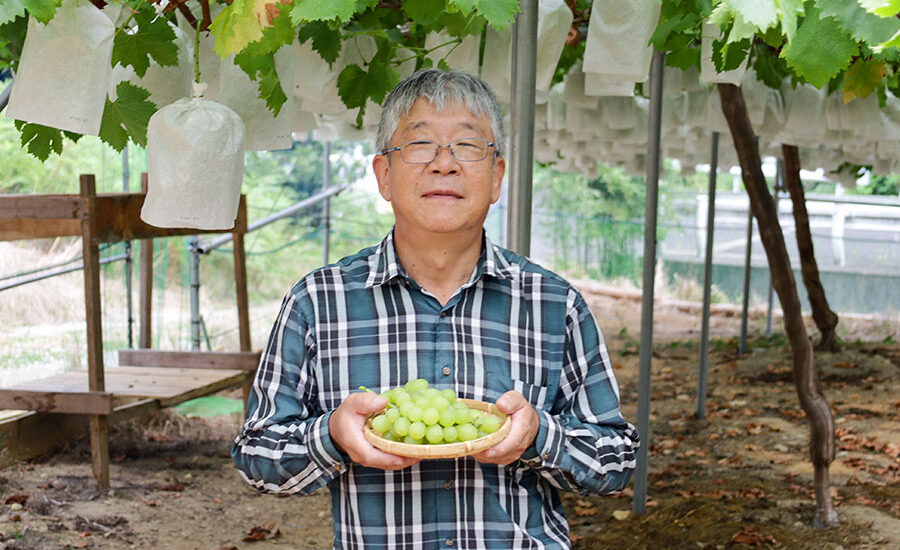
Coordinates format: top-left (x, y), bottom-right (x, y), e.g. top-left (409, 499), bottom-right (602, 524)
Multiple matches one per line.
top-left (782, 144), bottom-right (840, 352)
top-left (718, 83), bottom-right (839, 528)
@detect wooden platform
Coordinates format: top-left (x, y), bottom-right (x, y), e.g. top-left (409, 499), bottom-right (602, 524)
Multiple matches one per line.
top-left (0, 366), bottom-right (250, 412)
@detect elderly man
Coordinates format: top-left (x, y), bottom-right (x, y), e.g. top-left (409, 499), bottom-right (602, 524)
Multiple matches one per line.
top-left (232, 69), bottom-right (639, 549)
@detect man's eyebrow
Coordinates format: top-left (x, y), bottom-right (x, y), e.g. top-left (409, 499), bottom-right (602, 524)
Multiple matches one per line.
top-left (401, 121), bottom-right (484, 134)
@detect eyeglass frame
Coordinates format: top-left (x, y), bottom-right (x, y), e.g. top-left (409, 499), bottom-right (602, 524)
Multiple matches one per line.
top-left (379, 137), bottom-right (496, 164)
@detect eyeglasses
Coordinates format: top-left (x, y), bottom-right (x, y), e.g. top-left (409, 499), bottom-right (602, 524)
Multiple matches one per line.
top-left (380, 138), bottom-right (495, 164)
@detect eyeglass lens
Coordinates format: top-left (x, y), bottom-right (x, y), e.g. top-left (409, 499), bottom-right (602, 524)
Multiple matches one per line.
top-left (401, 139), bottom-right (489, 164)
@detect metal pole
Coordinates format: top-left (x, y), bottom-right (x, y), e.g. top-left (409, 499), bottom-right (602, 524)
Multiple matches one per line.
top-left (123, 146), bottom-right (134, 348)
top-left (739, 202), bottom-right (753, 354)
top-left (766, 159), bottom-right (783, 336)
top-left (197, 185), bottom-right (347, 254)
top-left (505, 0), bottom-right (538, 256)
top-left (696, 131), bottom-right (719, 420)
top-left (0, 253), bottom-right (129, 292)
top-left (188, 237), bottom-right (201, 351)
top-left (633, 48), bottom-right (665, 517)
top-left (0, 79), bottom-right (12, 113)
top-left (322, 141), bottom-right (332, 266)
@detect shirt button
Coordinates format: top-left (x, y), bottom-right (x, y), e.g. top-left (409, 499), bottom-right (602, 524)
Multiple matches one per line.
top-left (445, 539), bottom-right (454, 547)
top-left (442, 366), bottom-right (451, 376)
top-left (440, 311), bottom-right (447, 318)
top-left (443, 480), bottom-right (453, 490)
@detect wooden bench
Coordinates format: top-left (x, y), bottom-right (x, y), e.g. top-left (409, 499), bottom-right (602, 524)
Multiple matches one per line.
top-left (0, 175), bottom-right (256, 488)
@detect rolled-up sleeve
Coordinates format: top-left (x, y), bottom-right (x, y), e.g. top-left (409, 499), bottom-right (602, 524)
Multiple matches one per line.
top-left (232, 289), bottom-right (347, 495)
top-left (518, 290), bottom-right (639, 495)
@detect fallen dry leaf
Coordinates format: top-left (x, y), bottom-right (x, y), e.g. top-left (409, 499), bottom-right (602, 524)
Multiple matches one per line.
top-left (140, 499), bottom-right (159, 507)
top-left (574, 505), bottom-right (596, 516)
top-left (160, 481), bottom-right (185, 492)
top-left (611, 510), bottom-right (631, 520)
top-left (730, 530), bottom-right (762, 544)
top-left (4, 494), bottom-right (28, 505)
top-left (243, 522), bottom-right (280, 542)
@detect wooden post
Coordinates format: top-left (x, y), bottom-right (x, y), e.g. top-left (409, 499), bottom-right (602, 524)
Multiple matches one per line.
top-left (232, 201), bottom-right (253, 413)
top-left (139, 173), bottom-right (153, 348)
top-left (80, 175), bottom-right (110, 490)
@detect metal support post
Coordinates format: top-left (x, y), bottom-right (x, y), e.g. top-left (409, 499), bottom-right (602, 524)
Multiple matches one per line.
top-left (123, 146), bottom-right (134, 348)
top-left (696, 132), bottom-right (719, 420)
top-left (189, 236), bottom-right (201, 351)
top-left (634, 49), bottom-right (665, 517)
top-left (322, 141), bottom-right (332, 266)
top-left (506, 0), bottom-right (538, 256)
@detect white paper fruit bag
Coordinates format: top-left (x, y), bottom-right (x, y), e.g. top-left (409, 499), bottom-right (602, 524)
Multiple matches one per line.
top-left (142, 83), bottom-right (245, 230)
top-left (6, 0), bottom-right (114, 135)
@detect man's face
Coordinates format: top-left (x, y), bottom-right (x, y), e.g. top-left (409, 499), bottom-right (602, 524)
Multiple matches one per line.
top-left (373, 98), bottom-right (505, 237)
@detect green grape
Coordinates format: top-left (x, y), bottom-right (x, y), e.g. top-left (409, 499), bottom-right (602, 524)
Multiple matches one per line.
top-left (453, 407), bottom-right (469, 425)
top-left (422, 408), bottom-right (440, 426)
top-left (452, 400), bottom-right (468, 410)
top-left (457, 423), bottom-right (478, 441)
top-left (409, 378), bottom-right (429, 392)
top-left (477, 430), bottom-right (488, 438)
top-left (468, 409), bottom-right (483, 423)
top-left (480, 414), bottom-right (501, 434)
top-left (399, 402), bottom-right (414, 418)
top-left (438, 408), bottom-right (456, 427)
top-left (403, 435), bottom-right (424, 445)
top-left (407, 405), bottom-right (424, 423)
top-left (432, 396), bottom-right (450, 412)
top-left (393, 417), bottom-right (411, 437)
top-left (426, 424), bottom-right (444, 444)
top-left (424, 388), bottom-right (441, 400)
top-left (414, 397), bottom-right (431, 410)
top-left (380, 389), bottom-right (393, 404)
top-left (441, 388), bottom-right (456, 404)
top-left (443, 425), bottom-right (458, 442)
top-left (393, 390), bottom-right (411, 405)
top-left (371, 414), bottom-right (390, 434)
top-left (408, 421), bottom-right (426, 440)
top-left (386, 408), bottom-right (400, 423)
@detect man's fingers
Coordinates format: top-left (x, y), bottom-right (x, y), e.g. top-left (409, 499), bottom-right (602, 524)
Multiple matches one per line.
top-left (349, 392), bottom-right (388, 415)
top-left (495, 391), bottom-right (526, 414)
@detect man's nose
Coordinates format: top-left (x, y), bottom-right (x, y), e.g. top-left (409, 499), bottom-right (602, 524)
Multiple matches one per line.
top-left (429, 145), bottom-right (459, 174)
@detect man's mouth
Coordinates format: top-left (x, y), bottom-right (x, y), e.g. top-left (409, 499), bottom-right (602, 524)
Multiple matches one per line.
top-left (422, 190), bottom-right (463, 199)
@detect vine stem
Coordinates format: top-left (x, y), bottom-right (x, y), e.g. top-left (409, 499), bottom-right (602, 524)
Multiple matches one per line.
top-left (194, 20), bottom-right (201, 84)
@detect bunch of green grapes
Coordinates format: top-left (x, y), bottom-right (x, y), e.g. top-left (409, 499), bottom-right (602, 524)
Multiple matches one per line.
top-left (367, 379), bottom-right (503, 445)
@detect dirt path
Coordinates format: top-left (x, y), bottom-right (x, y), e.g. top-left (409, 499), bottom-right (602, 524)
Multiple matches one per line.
top-left (1, 289), bottom-right (897, 549)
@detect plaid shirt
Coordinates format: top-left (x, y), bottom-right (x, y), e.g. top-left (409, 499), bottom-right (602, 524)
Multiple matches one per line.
top-left (232, 230), bottom-right (639, 550)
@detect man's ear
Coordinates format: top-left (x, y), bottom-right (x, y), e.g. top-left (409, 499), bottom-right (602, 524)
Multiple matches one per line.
top-left (373, 154), bottom-right (391, 201)
top-left (490, 156), bottom-right (505, 204)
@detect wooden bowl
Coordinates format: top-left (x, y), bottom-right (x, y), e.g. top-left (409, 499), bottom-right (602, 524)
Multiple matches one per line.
top-left (363, 398), bottom-right (511, 459)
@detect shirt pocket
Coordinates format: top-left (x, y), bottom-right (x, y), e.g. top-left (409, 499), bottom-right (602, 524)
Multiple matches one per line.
top-left (483, 350), bottom-right (554, 411)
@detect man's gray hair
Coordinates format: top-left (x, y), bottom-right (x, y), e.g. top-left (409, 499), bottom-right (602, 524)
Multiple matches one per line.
top-left (376, 69), bottom-right (505, 158)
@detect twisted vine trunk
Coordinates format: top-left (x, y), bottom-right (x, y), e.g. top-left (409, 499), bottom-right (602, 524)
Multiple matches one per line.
top-left (782, 145), bottom-right (840, 351)
top-left (718, 84), bottom-right (839, 528)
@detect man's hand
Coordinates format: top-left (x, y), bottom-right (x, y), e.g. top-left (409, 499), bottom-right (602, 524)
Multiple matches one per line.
top-left (329, 391), bottom-right (421, 471)
top-left (472, 391), bottom-right (540, 466)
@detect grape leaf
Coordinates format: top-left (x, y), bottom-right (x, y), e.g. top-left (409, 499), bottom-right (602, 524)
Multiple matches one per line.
top-left (875, 27), bottom-right (900, 51)
top-left (753, 45), bottom-right (789, 88)
top-left (21, 0), bottom-right (61, 24)
top-left (843, 58), bottom-right (886, 102)
top-left (403, 0), bottom-right (443, 27)
top-left (257, 68), bottom-right (288, 115)
top-left (712, 36), bottom-right (750, 72)
top-left (337, 57), bottom-right (398, 111)
top-left (14, 120), bottom-right (63, 161)
top-left (99, 81), bottom-right (157, 151)
top-left (0, 0), bottom-right (24, 26)
top-left (777, 0), bottom-right (804, 43)
top-left (477, 0), bottom-right (519, 31)
top-left (727, 0), bottom-right (778, 32)
top-left (858, 0), bottom-right (900, 18)
top-left (298, 21), bottom-right (343, 66)
top-left (291, 0), bottom-right (357, 23)
top-left (781, 5), bottom-right (858, 87)
top-left (0, 16), bottom-right (27, 71)
top-left (816, 0), bottom-right (900, 45)
top-left (112, 7), bottom-right (178, 78)
top-left (452, 0), bottom-right (477, 16)
top-left (209, 0), bottom-right (264, 58)
top-left (663, 33), bottom-right (700, 70)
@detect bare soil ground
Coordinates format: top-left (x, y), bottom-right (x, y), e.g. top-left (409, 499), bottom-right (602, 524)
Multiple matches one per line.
top-left (1, 288), bottom-right (898, 550)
